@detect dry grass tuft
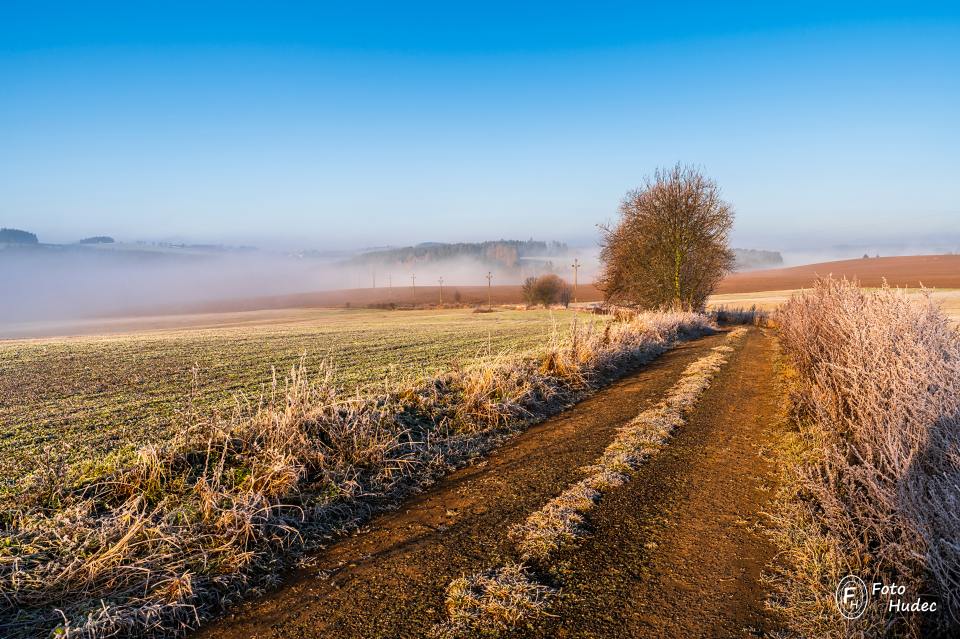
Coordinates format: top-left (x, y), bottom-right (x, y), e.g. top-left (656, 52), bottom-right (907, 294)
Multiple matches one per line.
top-left (0, 311), bottom-right (712, 638)
top-left (771, 278), bottom-right (960, 637)
top-left (431, 563), bottom-right (555, 638)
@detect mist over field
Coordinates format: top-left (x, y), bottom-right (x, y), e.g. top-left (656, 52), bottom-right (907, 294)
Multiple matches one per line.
top-left (0, 249), bottom-right (309, 323)
top-left (0, 241), bottom-right (601, 326)
top-left (771, 238), bottom-right (960, 267)
top-left (8, 230), bottom-right (958, 329)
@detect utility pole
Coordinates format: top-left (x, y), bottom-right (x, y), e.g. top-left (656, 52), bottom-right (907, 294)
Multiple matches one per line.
top-left (438, 277), bottom-right (444, 304)
top-left (485, 271), bottom-right (493, 308)
top-left (411, 274), bottom-right (416, 303)
top-left (372, 268), bottom-right (376, 289)
top-left (571, 258), bottom-right (581, 303)
top-left (388, 274), bottom-right (392, 289)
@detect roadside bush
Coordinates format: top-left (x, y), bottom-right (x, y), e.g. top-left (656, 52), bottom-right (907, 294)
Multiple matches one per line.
top-left (710, 304), bottom-right (769, 326)
top-left (773, 278), bottom-right (960, 637)
top-left (521, 274), bottom-right (573, 307)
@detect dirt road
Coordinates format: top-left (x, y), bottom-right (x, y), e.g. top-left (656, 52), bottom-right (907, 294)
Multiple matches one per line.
top-left (196, 328), bottom-right (785, 638)
top-left (525, 327), bottom-right (784, 638)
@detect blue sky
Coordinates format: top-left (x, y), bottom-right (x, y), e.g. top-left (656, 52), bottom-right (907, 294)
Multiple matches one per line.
top-left (1, 1), bottom-right (958, 251)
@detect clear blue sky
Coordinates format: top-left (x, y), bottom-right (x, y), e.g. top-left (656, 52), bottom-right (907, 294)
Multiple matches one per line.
top-left (2, 1), bottom-right (958, 251)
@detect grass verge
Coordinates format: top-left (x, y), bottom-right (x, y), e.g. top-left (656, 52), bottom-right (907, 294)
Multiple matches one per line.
top-left (770, 278), bottom-right (960, 637)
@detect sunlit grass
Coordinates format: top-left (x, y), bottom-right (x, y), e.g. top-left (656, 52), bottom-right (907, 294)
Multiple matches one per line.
top-left (0, 308), bottom-right (595, 486)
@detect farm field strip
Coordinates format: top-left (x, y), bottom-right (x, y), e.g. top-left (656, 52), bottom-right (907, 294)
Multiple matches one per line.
top-left (716, 254), bottom-right (960, 294)
top-left (709, 288), bottom-right (960, 322)
top-left (0, 308), bottom-right (599, 488)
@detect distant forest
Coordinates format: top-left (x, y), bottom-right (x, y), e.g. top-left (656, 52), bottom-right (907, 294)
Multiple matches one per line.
top-left (348, 240), bottom-right (569, 270)
top-left (0, 228), bottom-right (39, 244)
top-left (346, 241), bottom-right (781, 274)
top-left (732, 248), bottom-right (783, 270)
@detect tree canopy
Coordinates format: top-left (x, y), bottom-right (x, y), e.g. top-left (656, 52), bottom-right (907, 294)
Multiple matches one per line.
top-left (598, 165), bottom-right (734, 311)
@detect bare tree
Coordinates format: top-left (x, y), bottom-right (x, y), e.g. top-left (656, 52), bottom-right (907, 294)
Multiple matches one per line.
top-left (521, 276), bottom-right (538, 306)
top-left (598, 164), bottom-right (734, 310)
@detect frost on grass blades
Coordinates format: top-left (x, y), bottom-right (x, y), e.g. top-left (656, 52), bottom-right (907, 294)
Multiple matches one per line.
top-left (0, 309), bottom-right (589, 488)
top-left (434, 327), bottom-right (748, 638)
top-left (771, 278), bottom-right (960, 637)
top-left (0, 311), bottom-right (711, 638)
top-left (431, 563), bottom-right (555, 639)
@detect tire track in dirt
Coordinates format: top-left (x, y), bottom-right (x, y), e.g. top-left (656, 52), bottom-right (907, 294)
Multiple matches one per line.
top-left (525, 327), bottom-right (784, 638)
top-left (194, 332), bottom-right (730, 639)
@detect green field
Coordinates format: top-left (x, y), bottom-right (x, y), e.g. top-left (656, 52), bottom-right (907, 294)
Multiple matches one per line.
top-left (1, 307), bottom-right (593, 487)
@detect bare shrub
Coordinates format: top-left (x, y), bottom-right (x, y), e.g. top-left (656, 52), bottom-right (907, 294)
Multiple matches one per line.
top-left (773, 278), bottom-right (960, 636)
top-left (710, 304), bottom-right (769, 326)
top-left (521, 274), bottom-right (573, 307)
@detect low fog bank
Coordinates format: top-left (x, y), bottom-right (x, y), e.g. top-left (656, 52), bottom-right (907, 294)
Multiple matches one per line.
top-left (9, 235), bottom-right (949, 328)
top-left (739, 231), bottom-right (960, 268)
top-left (0, 245), bottom-right (601, 326)
top-left (779, 242), bottom-right (960, 268)
top-left (0, 249), bottom-right (326, 324)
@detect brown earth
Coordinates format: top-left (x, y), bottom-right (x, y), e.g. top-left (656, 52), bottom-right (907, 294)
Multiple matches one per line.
top-left (525, 326), bottom-right (785, 638)
top-left (717, 254), bottom-right (960, 294)
top-left (123, 284), bottom-right (606, 317)
top-left (195, 328), bottom-right (787, 638)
